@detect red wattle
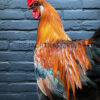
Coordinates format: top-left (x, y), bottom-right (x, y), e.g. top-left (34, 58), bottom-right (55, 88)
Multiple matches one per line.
top-left (32, 10), bottom-right (40, 19)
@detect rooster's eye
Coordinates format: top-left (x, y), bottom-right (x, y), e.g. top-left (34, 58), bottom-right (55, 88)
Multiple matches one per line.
top-left (34, 2), bottom-right (39, 6)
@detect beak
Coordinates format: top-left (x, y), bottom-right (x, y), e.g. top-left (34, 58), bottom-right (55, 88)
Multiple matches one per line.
top-left (28, 5), bottom-right (35, 10)
top-left (28, 7), bottom-right (33, 10)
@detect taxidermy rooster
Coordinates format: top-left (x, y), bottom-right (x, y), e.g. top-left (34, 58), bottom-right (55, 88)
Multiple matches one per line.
top-left (27, 0), bottom-right (100, 100)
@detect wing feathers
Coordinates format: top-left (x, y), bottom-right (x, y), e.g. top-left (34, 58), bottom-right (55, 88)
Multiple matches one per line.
top-left (34, 39), bottom-right (95, 100)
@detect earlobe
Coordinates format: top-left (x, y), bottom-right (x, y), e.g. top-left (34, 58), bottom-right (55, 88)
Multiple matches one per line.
top-left (40, 6), bottom-right (44, 13)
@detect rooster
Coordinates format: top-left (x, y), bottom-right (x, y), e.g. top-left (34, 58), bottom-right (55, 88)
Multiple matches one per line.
top-left (27, 0), bottom-right (100, 100)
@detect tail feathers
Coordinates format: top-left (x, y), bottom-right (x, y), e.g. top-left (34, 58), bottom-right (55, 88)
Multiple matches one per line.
top-left (89, 28), bottom-right (100, 64)
top-left (91, 46), bottom-right (100, 64)
top-left (84, 75), bottom-right (97, 87)
top-left (92, 28), bottom-right (100, 40)
top-left (86, 28), bottom-right (100, 88)
top-left (87, 64), bottom-right (100, 82)
top-left (91, 28), bottom-right (100, 47)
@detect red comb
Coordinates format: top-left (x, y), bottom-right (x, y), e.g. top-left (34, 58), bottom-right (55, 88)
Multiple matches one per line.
top-left (27, 0), bottom-right (35, 6)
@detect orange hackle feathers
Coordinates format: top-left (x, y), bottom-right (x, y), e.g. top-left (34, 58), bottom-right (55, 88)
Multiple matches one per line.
top-left (36, 1), bottom-right (71, 47)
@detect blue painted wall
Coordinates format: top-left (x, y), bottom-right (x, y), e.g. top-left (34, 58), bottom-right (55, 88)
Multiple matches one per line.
top-left (0, 0), bottom-right (100, 100)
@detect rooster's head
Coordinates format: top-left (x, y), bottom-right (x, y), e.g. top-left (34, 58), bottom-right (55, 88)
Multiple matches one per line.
top-left (27, 0), bottom-right (45, 18)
